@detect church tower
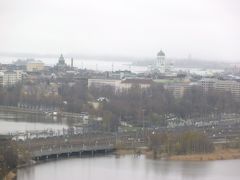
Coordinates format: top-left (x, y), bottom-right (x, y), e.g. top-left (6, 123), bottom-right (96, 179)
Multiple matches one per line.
top-left (156, 50), bottom-right (166, 73)
top-left (58, 54), bottom-right (65, 65)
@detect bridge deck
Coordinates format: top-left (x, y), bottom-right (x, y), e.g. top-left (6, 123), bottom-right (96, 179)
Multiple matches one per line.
top-left (16, 132), bottom-right (145, 159)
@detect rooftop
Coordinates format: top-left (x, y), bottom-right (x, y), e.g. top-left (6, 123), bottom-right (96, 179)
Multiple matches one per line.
top-left (121, 78), bottom-right (153, 84)
top-left (27, 60), bottom-right (44, 64)
top-left (157, 50), bottom-right (165, 56)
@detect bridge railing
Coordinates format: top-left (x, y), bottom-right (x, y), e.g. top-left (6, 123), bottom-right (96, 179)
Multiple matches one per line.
top-left (31, 143), bottom-right (115, 157)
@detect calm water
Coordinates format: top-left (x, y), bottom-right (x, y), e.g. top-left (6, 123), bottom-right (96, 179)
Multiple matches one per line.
top-left (17, 155), bottom-right (240, 180)
top-left (0, 56), bottom-right (147, 73)
top-left (0, 111), bottom-right (68, 134)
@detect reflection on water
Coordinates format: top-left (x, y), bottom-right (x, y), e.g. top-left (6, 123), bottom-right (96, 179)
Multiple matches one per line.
top-left (0, 111), bottom-right (68, 134)
top-left (0, 120), bottom-right (68, 134)
top-left (17, 155), bottom-right (240, 180)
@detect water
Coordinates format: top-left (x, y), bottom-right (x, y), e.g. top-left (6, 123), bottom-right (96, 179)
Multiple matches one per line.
top-left (0, 56), bottom-right (147, 73)
top-left (0, 56), bottom-right (224, 75)
top-left (175, 67), bottom-right (224, 76)
top-left (17, 155), bottom-right (240, 180)
top-left (0, 111), bottom-right (68, 134)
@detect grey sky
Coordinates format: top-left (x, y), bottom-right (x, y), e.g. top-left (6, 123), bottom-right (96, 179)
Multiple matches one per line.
top-left (0, 0), bottom-right (240, 61)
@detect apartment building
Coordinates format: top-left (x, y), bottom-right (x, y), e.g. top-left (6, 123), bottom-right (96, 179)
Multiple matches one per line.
top-left (0, 70), bottom-right (23, 87)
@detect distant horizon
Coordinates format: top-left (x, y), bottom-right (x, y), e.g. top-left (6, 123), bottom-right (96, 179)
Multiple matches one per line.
top-left (0, 51), bottom-right (239, 64)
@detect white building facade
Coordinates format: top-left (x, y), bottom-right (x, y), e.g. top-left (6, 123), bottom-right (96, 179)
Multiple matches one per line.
top-left (150, 50), bottom-right (173, 74)
top-left (26, 61), bottom-right (44, 72)
top-left (0, 70), bottom-right (23, 87)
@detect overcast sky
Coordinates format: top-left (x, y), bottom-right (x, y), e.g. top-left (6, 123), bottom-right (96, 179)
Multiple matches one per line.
top-left (0, 0), bottom-right (240, 61)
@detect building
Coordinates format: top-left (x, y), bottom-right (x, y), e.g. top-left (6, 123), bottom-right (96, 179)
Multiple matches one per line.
top-left (88, 78), bottom-right (153, 92)
top-left (0, 70), bottom-right (23, 87)
top-left (199, 78), bottom-right (240, 100)
top-left (108, 70), bottom-right (135, 80)
top-left (156, 50), bottom-right (166, 73)
top-left (15, 70), bottom-right (23, 81)
top-left (88, 79), bottom-right (120, 89)
top-left (199, 78), bottom-right (216, 91)
top-left (3, 71), bottom-right (18, 87)
top-left (120, 78), bottom-right (153, 89)
top-left (150, 50), bottom-right (173, 74)
top-left (164, 82), bottom-right (192, 98)
top-left (71, 58), bottom-right (74, 69)
top-left (0, 72), bottom-right (3, 87)
top-left (215, 80), bottom-right (240, 100)
top-left (55, 54), bottom-right (68, 71)
top-left (26, 60), bottom-right (44, 72)
top-left (0, 71), bottom-right (18, 87)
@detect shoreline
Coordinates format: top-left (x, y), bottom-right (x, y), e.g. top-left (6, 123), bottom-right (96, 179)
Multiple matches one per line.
top-left (168, 148), bottom-right (240, 161)
top-left (145, 148), bottom-right (240, 161)
top-left (116, 147), bottom-right (240, 161)
top-left (5, 147), bottom-right (240, 179)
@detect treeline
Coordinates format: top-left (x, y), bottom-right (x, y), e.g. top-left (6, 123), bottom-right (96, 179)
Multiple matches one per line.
top-left (0, 137), bottom-right (30, 179)
top-left (90, 84), bottom-right (175, 125)
top-left (1, 82), bottom-right (240, 131)
top-left (0, 84), bottom-right (22, 106)
top-left (175, 87), bottom-right (239, 118)
top-left (90, 84), bottom-right (240, 127)
top-left (0, 138), bottom-right (18, 179)
top-left (149, 131), bottom-right (214, 156)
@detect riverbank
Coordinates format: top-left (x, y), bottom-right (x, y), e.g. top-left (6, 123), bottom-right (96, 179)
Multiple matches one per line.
top-left (115, 147), bottom-right (149, 156)
top-left (168, 148), bottom-right (240, 161)
top-left (116, 147), bottom-right (240, 161)
top-left (145, 147), bottom-right (240, 161)
top-left (4, 147), bottom-right (240, 180)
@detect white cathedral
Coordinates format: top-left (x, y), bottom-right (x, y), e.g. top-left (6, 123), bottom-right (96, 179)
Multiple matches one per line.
top-left (150, 50), bottom-right (173, 74)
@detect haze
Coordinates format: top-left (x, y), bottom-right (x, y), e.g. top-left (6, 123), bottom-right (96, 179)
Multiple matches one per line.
top-left (0, 0), bottom-right (240, 61)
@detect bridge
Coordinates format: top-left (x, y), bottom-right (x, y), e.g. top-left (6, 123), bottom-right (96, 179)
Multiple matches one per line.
top-left (14, 131), bottom-right (146, 160)
top-left (12, 125), bottom-right (240, 161)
